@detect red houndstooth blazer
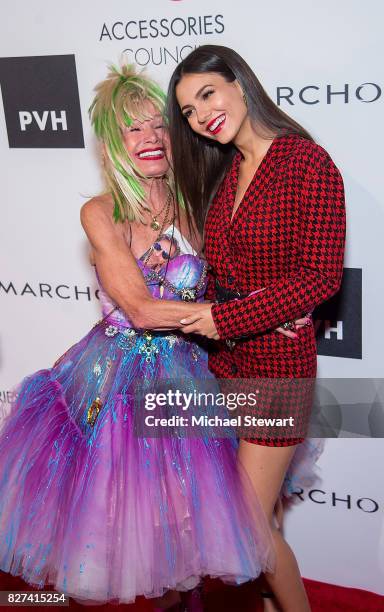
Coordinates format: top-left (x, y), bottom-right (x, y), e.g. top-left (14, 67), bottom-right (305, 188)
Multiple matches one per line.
top-left (204, 134), bottom-right (346, 376)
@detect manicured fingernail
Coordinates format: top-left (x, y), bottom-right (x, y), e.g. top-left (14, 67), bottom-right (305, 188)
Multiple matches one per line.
top-left (180, 319), bottom-right (186, 324)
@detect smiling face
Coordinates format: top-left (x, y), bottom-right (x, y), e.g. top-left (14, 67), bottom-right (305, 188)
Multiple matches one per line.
top-left (122, 100), bottom-right (170, 177)
top-left (176, 72), bottom-right (248, 144)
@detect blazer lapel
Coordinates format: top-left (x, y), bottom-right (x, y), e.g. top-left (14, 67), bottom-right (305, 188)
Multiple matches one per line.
top-left (209, 134), bottom-right (301, 283)
top-left (228, 134), bottom-right (299, 233)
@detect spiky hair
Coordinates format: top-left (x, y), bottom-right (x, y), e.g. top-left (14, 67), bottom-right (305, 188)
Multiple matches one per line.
top-left (89, 63), bottom-right (171, 222)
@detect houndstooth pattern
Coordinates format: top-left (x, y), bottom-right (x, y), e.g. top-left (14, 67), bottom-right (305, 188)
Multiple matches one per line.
top-left (204, 134), bottom-right (346, 446)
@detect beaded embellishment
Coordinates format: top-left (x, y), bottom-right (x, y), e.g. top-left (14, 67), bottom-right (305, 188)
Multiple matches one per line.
top-left (139, 331), bottom-right (159, 363)
top-left (144, 262), bottom-right (208, 300)
top-left (105, 325), bottom-right (119, 337)
top-left (117, 328), bottom-right (137, 351)
top-left (87, 397), bottom-right (102, 426)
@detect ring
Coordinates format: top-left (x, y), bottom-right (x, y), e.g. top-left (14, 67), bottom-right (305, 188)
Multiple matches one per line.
top-left (282, 321), bottom-right (296, 331)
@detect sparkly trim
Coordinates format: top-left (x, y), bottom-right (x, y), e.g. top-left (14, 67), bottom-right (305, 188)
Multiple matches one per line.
top-left (105, 325), bottom-right (119, 337)
top-left (102, 322), bottom-right (182, 362)
top-left (144, 262), bottom-right (208, 301)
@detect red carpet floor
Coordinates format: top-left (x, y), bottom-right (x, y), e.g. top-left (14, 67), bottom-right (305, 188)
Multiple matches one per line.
top-left (0, 572), bottom-right (383, 611)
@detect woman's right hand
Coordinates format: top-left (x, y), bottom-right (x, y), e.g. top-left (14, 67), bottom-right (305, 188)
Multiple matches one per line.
top-left (276, 316), bottom-right (312, 339)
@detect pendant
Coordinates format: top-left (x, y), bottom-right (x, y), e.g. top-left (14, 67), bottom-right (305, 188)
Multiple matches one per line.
top-left (180, 288), bottom-right (197, 302)
top-left (151, 219), bottom-right (160, 231)
top-left (159, 283), bottom-right (164, 298)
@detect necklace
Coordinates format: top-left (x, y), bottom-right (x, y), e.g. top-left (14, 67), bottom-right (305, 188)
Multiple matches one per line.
top-left (128, 193), bottom-right (176, 299)
top-left (144, 261), bottom-right (208, 301)
top-left (149, 189), bottom-right (172, 231)
top-left (142, 191), bottom-right (173, 266)
top-left (144, 200), bottom-right (176, 298)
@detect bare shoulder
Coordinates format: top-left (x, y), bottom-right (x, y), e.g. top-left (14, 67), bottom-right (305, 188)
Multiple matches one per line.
top-left (80, 195), bottom-right (127, 252)
top-left (80, 194), bottom-right (115, 230)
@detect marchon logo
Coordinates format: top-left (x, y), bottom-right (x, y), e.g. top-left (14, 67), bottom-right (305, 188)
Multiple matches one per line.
top-left (314, 268), bottom-right (362, 359)
top-left (0, 55), bottom-right (84, 148)
top-left (0, 281), bottom-right (98, 302)
top-left (277, 82), bottom-right (381, 106)
top-left (99, 14), bottom-right (225, 66)
top-left (292, 488), bottom-right (379, 513)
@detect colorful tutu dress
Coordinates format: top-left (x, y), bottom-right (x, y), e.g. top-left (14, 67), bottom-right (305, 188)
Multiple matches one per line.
top-left (0, 227), bottom-right (275, 604)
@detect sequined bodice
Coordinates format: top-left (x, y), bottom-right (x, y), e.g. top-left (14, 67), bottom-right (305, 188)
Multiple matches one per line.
top-left (97, 228), bottom-right (207, 327)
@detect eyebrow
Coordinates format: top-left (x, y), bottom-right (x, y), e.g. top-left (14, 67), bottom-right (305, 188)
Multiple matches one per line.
top-left (181, 84), bottom-right (213, 111)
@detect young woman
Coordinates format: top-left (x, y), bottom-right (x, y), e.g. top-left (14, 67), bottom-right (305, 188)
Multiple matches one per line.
top-left (167, 45), bottom-right (346, 611)
top-left (0, 63), bottom-right (277, 607)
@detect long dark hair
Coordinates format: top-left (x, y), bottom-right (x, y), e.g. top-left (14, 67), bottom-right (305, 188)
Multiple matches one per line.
top-left (167, 45), bottom-right (313, 233)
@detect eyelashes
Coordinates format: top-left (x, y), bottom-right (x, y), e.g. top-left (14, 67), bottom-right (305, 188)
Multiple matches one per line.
top-left (182, 89), bottom-right (215, 120)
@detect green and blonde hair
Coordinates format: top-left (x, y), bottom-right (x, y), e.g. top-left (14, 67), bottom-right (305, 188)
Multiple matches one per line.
top-left (89, 63), bottom-right (172, 223)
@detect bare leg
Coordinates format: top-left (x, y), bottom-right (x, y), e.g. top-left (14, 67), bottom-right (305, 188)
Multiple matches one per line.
top-left (238, 440), bottom-right (311, 612)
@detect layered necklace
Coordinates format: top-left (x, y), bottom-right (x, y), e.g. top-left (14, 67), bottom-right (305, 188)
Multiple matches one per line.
top-left (141, 189), bottom-right (174, 266)
top-left (149, 189), bottom-right (172, 231)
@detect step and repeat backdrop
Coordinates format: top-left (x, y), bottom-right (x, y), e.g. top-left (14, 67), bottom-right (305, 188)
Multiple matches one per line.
top-left (1, 0), bottom-right (383, 595)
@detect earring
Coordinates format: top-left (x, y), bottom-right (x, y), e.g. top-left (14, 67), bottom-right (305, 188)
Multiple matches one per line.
top-left (242, 92), bottom-right (248, 107)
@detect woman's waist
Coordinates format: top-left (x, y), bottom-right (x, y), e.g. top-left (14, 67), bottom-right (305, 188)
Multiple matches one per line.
top-left (99, 306), bottom-right (132, 327)
top-left (211, 267), bottom-right (298, 294)
top-left (99, 312), bottom-right (197, 348)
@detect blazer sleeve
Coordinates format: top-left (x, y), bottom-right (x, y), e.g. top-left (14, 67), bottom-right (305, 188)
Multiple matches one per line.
top-left (210, 156), bottom-right (346, 340)
top-left (204, 265), bottom-right (216, 302)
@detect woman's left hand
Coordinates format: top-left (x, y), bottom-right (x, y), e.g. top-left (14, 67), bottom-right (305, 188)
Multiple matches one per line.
top-left (180, 305), bottom-right (220, 340)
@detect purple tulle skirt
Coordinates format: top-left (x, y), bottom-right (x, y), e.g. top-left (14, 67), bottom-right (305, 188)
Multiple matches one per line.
top-left (0, 319), bottom-right (275, 604)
